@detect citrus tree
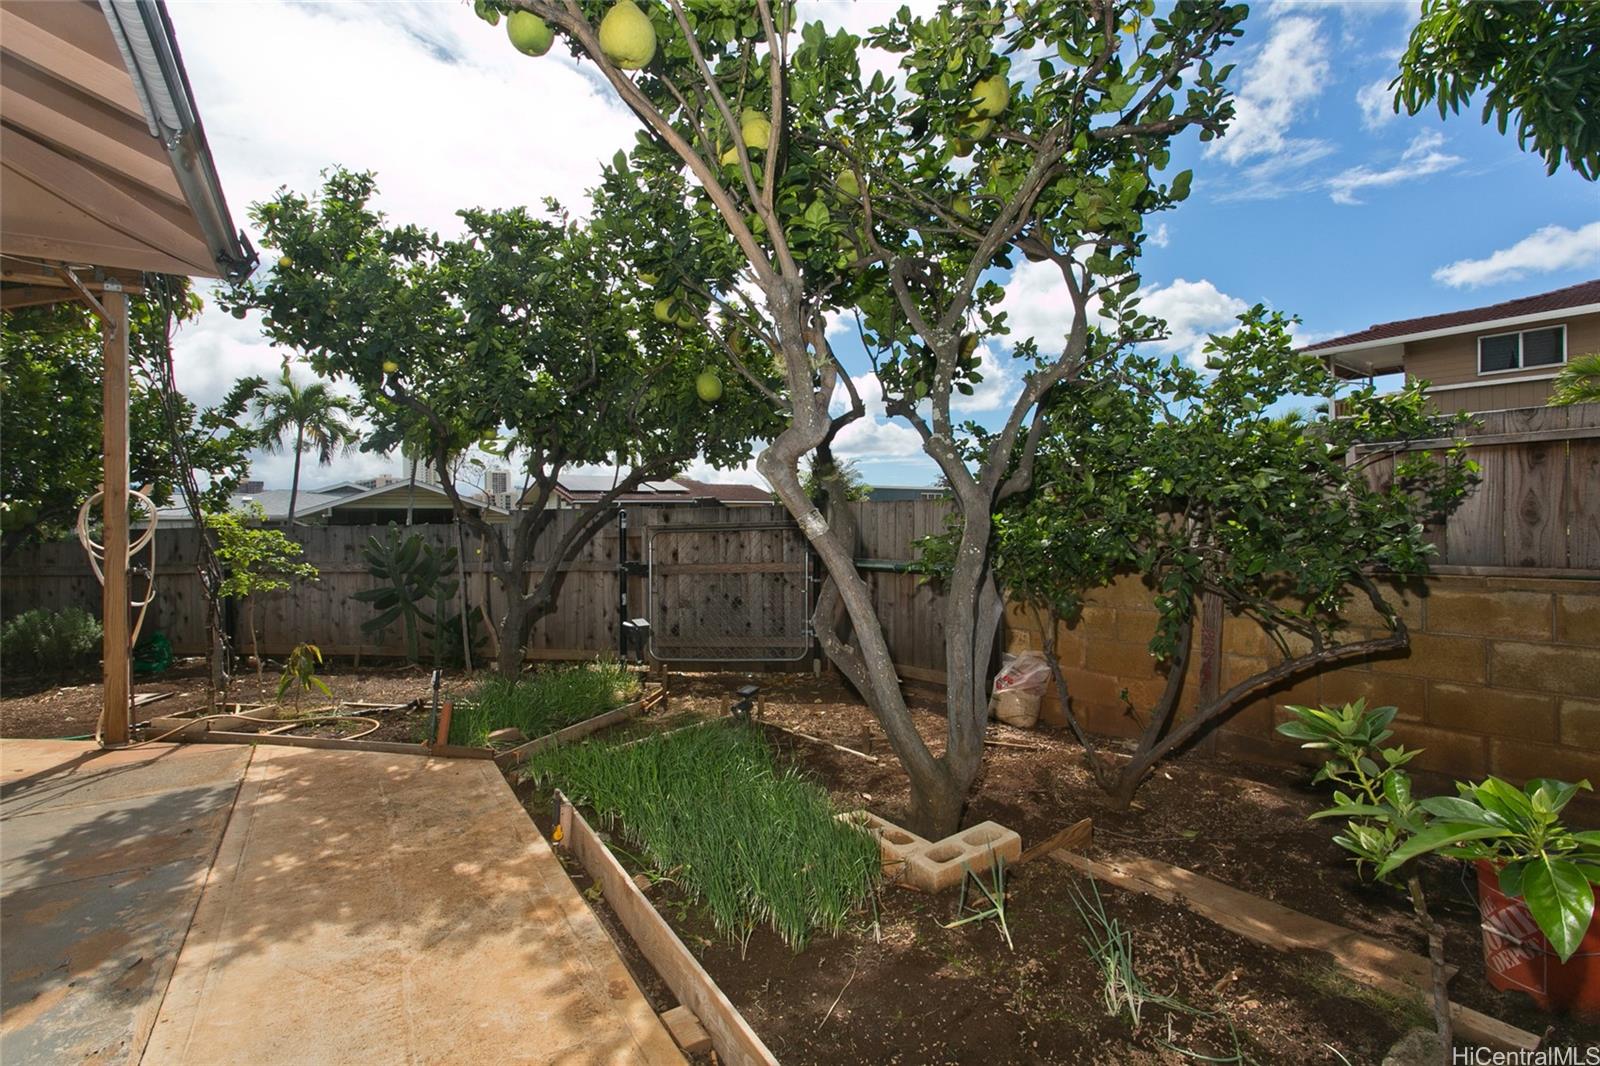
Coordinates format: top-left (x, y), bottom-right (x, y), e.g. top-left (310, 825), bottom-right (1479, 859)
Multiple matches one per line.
top-left (226, 170), bottom-right (777, 676)
top-left (0, 293), bottom-right (261, 541)
top-left (974, 311), bottom-right (1476, 806)
top-left (479, 0), bottom-right (1246, 834)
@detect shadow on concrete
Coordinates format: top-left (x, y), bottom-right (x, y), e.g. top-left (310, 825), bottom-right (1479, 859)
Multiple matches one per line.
top-left (2, 741), bottom-right (679, 1064)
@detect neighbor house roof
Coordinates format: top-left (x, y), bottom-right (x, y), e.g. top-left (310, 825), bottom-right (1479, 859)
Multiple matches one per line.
top-left (671, 477), bottom-right (771, 505)
top-left (1, 0), bottom-right (257, 304)
top-left (1303, 279), bottom-right (1600, 377)
top-left (153, 481), bottom-right (508, 525)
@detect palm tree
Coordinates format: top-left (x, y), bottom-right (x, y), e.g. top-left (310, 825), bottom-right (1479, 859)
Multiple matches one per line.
top-left (254, 367), bottom-right (360, 524)
top-left (1549, 353), bottom-right (1600, 407)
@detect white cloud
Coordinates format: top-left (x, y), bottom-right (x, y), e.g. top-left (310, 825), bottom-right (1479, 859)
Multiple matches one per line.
top-left (1207, 16), bottom-right (1331, 167)
top-left (1432, 222), bottom-right (1600, 289)
top-left (995, 258), bottom-right (1082, 353)
top-left (1355, 77), bottom-right (1396, 130)
top-left (1139, 278), bottom-right (1249, 368)
top-left (1149, 222), bottom-right (1170, 248)
top-left (952, 343), bottom-right (1020, 415)
top-left (161, 0), bottom-right (647, 491)
top-left (1325, 130), bottom-right (1461, 205)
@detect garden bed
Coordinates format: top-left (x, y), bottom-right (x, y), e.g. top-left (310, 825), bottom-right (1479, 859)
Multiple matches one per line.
top-left (525, 672), bottom-right (1598, 1060)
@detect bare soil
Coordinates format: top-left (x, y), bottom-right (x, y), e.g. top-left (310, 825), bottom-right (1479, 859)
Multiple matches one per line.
top-left (0, 658), bottom-right (464, 743)
top-left (8, 664), bottom-right (1595, 1059)
top-left (535, 671), bottom-right (1599, 1062)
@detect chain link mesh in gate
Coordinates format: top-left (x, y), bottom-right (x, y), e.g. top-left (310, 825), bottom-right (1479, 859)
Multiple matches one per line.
top-left (646, 523), bottom-right (812, 662)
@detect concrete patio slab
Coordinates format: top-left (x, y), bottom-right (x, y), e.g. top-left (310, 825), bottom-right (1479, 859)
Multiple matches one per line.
top-left (1, 740), bottom-right (250, 1065)
top-left (143, 745), bottom-right (682, 1066)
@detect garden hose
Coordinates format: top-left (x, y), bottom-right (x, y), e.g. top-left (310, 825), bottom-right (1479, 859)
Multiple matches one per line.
top-left (129, 710), bottom-right (383, 749)
top-left (77, 487), bottom-right (158, 746)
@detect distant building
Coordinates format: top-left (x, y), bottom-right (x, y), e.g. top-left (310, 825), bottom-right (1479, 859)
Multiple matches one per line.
top-left (521, 474), bottom-right (773, 510)
top-left (867, 485), bottom-right (949, 503)
top-left (153, 479), bottom-right (510, 527)
top-left (1304, 278), bottom-right (1598, 415)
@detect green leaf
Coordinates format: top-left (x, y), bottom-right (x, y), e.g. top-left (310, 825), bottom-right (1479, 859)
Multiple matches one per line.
top-left (1376, 822), bottom-right (1507, 877)
top-left (1519, 857), bottom-right (1597, 963)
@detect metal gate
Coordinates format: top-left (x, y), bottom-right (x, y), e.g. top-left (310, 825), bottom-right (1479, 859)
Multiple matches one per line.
top-left (646, 521), bottom-right (812, 662)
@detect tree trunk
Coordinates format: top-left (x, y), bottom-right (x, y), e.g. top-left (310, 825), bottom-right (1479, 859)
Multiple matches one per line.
top-left (248, 599), bottom-right (264, 699)
top-left (287, 429), bottom-right (304, 525)
top-left (1407, 873), bottom-right (1454, 1062)
top-left (495, 593), bottom-right (533, 677)
top-left (908, 763), bottom-right (965, 841)
top-left (406, 454), bottom-right (418, 526)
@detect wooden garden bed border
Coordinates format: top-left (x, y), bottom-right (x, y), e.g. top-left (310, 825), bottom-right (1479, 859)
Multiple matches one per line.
top-left (156, 683), bottom-right (665, 763)
top-left (1053, 849), bottom-right (1541, 1052)
top-left (552, 789), bottom-right (779, 1066)
top-left (493, 685), bottom-right (666, 770)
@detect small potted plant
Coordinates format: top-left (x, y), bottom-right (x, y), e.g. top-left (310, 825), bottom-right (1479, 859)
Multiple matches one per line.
top-left (1379, 776), bottom-right (1600, 1017)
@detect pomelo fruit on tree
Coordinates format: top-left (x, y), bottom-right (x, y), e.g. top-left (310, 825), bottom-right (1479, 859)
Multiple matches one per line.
top-left (598, 0), bottom-right (656, 69)
top-left (740, 109), bottom-right (771, 152)
top-left (653, 297), bottom-right (679, 325)
top-left (278, 254), bottom-right (293, 269)
top-left (837, 169), bottom-right (860, 198)
top-left (507, 10), bottom-right (554, 56)
top-left (382, 360), bottom-right (400, 373)
top-left (970, 74), bottom-right (1009, 118)
top-left (696, 370), bottom-right (723, 402)
top-left (639, 271), bottom-right (659, 286)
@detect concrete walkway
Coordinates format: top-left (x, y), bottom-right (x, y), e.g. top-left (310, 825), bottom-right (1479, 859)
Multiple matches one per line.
top-left (1, 740), bottom-right (683, 1066)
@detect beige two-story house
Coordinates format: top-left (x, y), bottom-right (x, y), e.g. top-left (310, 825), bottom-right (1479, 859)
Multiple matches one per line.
top-left (1305, 279), bottom-right (1599, 414)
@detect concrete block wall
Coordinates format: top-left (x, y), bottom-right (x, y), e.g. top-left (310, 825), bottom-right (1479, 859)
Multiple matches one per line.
top-left (1005, 573), bottom-right (1600, 789)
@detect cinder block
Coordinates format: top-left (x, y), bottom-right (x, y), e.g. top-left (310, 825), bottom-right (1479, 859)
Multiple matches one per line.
top-left (1560, 697), bottom-right (1600, 749)
top-left (1489, 738), bottom-right (1600, 788)
top-left (1316, 672), bottom-right (1428, 722)
top-left (1489, 641), bottom-right (1600, 697)
top-left (1373, 632), bottom-right (1487, 683)
top-left (840, 810), bottom-right (927, 882)
top-left (1110, 609), bottom-right (1160, 646)
top-left (1425, 682), bottom-right (1557, 742)
top-left (1384, 722), bottom-right (1489, 778)
top-left (1556, 594), bottom-right (1600, 646)
top-left (903, 821), bottom-right (1022, 893)
top-left (1425, 588), bottom-right (1553, 640)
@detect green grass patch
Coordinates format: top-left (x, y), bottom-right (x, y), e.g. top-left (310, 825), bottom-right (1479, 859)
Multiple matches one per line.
top-left (449, 660), bottom-right (640, 747)
top-left (524, 720), bottom-right (881, 952)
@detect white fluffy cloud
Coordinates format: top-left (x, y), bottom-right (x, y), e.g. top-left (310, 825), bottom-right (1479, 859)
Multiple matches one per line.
top-left (1207, 16), bottom-right (1331, 167)
top-left (1140, 278), bottom-right (1250, 367)
top-left (1325, 130), bottom-right (1461, 205)
top-left (164, 0), bottom-right (643, 490)
top-left (1355, 77), bottom-right (1396, 130)
top-left (995, 258), bottom-right (1084, 353)
top-left (1432, 222), bottom-right (1600, 289)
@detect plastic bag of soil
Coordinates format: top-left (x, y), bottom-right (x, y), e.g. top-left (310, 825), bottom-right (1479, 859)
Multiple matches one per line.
top-left (988, 651), bottom-right (1051, 729)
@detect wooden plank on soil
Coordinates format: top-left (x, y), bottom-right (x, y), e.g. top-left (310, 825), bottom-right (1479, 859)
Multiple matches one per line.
top-left (1052, 851), bottom-right (1540, 1053)
top-left (1018, 817), bottom-right (1093, 864)
top-left (555, 791), bottom-right (780, 1066)
top-left (493, 692), bottom-right (653, 770)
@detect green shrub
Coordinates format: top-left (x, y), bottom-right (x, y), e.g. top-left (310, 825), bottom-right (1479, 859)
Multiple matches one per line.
top-left (450, 660), bottom-right (639, 746)
top-left (1, 607), bottom-right (102, 678)
top-left (525, 721), bottom-right (881, 952)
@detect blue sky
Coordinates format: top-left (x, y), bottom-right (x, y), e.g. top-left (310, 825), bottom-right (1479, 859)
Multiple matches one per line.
top-left (168, 0), bottom-right (1599, 493)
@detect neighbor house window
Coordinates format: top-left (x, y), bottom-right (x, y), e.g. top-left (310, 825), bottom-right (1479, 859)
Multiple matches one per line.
top-left (1478, 325), bottom-right (1566, 375)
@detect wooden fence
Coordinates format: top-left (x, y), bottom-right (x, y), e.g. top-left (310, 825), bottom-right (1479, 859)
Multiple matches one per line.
top-left (0, 501), bottom-right (954, 677)
top-left (3, 405), bottom-right (1591, 680)
top-left (1352, 402), bottom-right (1599, 574)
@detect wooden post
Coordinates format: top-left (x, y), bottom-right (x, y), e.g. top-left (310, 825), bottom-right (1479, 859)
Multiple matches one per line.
top-left (100, 284), bottom-right (131, 745)
top-left (1194, 590), bottom-right (1223, 754)
top-left (434, 699), bottom-right (453, 748)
